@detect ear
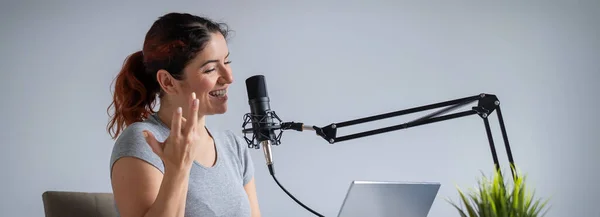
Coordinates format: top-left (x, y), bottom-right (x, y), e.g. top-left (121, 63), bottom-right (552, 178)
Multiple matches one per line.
top-left (156, 69), bottom-right (180, 95)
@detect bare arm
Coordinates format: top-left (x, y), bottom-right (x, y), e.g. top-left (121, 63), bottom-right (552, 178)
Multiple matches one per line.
top-left (111, 157), bottom-right (191, 217)
top-left (244, 177), bottom-right (262, 217)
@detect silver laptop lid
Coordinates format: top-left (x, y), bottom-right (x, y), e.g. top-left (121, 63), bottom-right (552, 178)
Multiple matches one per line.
top-left (337, 180), bottom-right (440, 217)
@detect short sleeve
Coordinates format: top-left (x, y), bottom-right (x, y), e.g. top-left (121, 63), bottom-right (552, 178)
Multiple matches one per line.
top-left (109, 122), bottom-right (165, 175)
top-left (229, 130), bottom-right (255, 186)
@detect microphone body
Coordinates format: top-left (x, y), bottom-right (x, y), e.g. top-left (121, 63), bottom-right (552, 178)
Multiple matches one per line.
top-left (245, 75), bottom-right (277, 174)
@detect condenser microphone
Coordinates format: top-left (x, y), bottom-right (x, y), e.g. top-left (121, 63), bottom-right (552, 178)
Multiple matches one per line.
top-left (243, 75), bottom-right (327, 217)
top-left (245, 75), bottom-right (277, 175)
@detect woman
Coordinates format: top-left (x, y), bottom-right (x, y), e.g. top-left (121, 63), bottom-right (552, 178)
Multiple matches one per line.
top-left (107, 12), bottom-right (261, 217)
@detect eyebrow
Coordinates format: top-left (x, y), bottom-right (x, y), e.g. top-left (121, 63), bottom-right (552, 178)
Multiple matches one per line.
top-left (200, 52), bottom-right (230, 67)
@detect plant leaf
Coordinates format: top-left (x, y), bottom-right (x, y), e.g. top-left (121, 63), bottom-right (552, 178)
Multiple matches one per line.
top-left (447, 165), bottom-right (551, 217)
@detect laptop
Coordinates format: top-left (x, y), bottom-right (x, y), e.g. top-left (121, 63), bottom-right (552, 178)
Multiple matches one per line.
top-left (337, 180), bottom-right (441, 217)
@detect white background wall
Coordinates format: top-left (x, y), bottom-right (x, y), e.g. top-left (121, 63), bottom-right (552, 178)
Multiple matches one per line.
top-left (1, 0), bottom-right (598, 216)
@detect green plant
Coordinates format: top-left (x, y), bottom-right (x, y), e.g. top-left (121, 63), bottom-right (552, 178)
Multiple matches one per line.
top-left (447, 166), bottom-right (551, 217)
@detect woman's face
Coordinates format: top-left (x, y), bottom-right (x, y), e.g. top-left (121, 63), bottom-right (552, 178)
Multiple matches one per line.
top-left (159, 32), bottom-right (233, 116)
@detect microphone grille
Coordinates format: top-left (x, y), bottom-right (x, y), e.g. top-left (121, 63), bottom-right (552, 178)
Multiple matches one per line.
top-left (245, 75), bottom-right (268, 99)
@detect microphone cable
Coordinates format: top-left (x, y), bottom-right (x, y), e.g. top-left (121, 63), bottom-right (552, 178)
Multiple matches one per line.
top-left (267, 164), bottom-right (325, 217)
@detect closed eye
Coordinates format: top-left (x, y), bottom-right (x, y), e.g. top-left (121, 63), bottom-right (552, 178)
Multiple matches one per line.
top-left (204, 68), bottom-right (216, 73)
top-left (204, 61), bottom-right (231, 73)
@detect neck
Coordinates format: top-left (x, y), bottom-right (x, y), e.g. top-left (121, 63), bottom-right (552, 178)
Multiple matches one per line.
top-left (156, 100), bottom-right (208, 137)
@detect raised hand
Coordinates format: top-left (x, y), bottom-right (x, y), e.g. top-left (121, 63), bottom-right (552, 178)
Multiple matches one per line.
top-left (143, 92), bottom-right (201, 171)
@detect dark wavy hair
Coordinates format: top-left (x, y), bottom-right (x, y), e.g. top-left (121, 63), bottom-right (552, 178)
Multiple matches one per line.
top-left (107, 12), bottom-right (230, 139)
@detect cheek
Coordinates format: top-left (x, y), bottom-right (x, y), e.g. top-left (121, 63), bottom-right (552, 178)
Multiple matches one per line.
top-left (189, 78), bottom-right (215, 94)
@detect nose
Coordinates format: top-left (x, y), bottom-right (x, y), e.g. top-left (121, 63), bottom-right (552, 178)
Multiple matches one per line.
top-left (219, 66), bottom-right (234, 84)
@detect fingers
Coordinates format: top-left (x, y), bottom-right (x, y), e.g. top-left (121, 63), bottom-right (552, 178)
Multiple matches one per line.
top-left (143, 130), bottom-right (164, 156)
top-left (171, 106), bottom-right (183, 137)
top-left (184, 92), bottom-right (199, 136)
top-left (181, 117), bottom-right (187, 127)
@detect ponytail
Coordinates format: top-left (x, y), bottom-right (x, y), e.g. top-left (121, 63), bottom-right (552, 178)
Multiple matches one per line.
top-left (107, 50), bottom-right (159, 139)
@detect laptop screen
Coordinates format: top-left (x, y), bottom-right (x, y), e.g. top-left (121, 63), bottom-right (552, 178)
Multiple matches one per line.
top-left (337, 180), bottom-right (440, 217)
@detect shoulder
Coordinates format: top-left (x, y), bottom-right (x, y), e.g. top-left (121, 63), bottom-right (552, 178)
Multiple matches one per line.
top-left (215, 129), bottom-right (245, 149)
top-left (210, 128), bottom-right (249, 158)
top-left (210, 128), bottom-right (255, 184)
top-left (110, 118), bottom-right (168, 174)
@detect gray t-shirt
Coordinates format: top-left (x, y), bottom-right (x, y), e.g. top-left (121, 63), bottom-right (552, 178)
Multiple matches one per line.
top-left (109, 113), bottom-right (255, 217)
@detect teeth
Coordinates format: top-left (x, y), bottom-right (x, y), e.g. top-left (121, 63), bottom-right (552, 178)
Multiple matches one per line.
top-left (209, 89), bottom-right (226, 97)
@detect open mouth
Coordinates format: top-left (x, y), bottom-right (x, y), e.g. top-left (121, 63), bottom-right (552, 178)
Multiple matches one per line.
top-left (209, 89), bottom-right (227, 98)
